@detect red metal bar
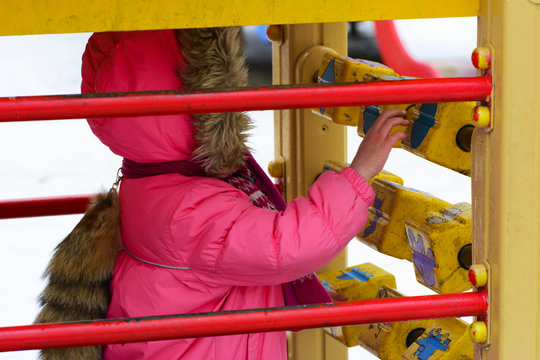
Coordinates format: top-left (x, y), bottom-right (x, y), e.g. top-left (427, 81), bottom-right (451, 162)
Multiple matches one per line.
top-left (0, 77), bottom-right (491, 122)
top-left (0, 195), bottom-right (93, 219)
top-left (0, 291), bottom-right (487, 352)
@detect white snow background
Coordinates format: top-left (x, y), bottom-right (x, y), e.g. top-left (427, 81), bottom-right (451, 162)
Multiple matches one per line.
top-left (0, 18), bottom-right (476, 359)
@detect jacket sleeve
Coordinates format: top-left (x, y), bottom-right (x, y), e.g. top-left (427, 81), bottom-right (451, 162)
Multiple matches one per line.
top-left (170, 168), bottom-right (375, 286)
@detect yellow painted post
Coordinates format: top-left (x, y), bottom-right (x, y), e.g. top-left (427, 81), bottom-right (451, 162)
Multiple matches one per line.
top-left (271, 23), bottom-right (348, 360)
top-left (473, 0), bottom-right (540, 358)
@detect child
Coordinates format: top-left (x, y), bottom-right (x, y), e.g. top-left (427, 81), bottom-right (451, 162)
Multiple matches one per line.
top-left (37, 27), bottom-right (407, 359)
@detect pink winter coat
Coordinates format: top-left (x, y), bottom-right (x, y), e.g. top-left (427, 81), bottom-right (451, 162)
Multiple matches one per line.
top-left (82, 30), bottom-right (375, 360)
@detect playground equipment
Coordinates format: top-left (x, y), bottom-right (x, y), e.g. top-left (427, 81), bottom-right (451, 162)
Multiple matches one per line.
top-left (316, 55), bottom-right (477, 175)
top-left (363, 178), bottom-right (472, 294)
top-left (323, 162), bottom-right (472, 294)
top-left (319, 263), bottom-right (397, 347)
top-left (319, 263), bottom-right (473, 359)
top-left (0, 0), bottom-right (539, 359)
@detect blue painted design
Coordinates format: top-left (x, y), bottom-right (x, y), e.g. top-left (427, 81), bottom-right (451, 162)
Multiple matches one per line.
top-left (361, 196), bottom-right (383, 237)
top-left (319, 59), bottom-right (336, 114)
top-left (363, 106), bottom-right (380, 134)
top-left (410, 103), bottom-right (437, 149)
top-left (321, 280), bottom-right (332, 292)
top-left (369, 323), bottom-right (385, 339)
top-left (337, 268), bottom-right (373, 282)
top-left (414, 328), bottom-right (451, 360)
top-left (406, 228), bottom-right (436, 286)
top-left (378, 75), bottom-right (402, 81)
top-left (319, 58), bottom-right (335, 84)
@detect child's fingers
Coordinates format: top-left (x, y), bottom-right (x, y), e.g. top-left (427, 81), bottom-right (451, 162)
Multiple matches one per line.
top-left (384, 131), bottom-right (407, 148)
top-left (378, 117), bottom-right (408, 139)
top-left (370, 109), bottom-right (406, 132)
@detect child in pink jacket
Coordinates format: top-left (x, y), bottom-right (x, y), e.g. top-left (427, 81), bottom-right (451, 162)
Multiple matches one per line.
top-left (40, 28), bottom-right (407, 360)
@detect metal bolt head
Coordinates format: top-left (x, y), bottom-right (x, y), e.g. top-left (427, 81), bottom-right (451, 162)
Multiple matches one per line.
top-left (469, 321), bottom-right (488, 343)
top-left (266, 25), bottom-right (283, 43)
top-left (268, 159), bottom-right (284, 178)
top-left (468, 264), bottom-right (488, 288)
top-left (472, 47), bottom-right (491, 70)
top-left (473, 106), bottom-right (490, 128)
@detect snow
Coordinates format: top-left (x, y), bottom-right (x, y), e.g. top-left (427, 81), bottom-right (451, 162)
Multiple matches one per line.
top-left (0, 17), bottom-right (476, 359)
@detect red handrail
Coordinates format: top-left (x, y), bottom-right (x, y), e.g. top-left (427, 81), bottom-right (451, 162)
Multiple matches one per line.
top-left (0, 291), bottom-right (487, 352)
top-left (0, 77), bottom-right (491, 122)
top-left (0, 195), bottom-right (93, 219)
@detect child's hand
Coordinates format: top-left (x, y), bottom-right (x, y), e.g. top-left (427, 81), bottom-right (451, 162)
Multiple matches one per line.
top-left (350, 109), bottom-right (408, 181)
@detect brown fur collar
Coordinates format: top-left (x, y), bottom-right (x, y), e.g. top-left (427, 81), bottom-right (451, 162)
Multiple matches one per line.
top-left (35, 190), bottom-right (121, 360)
top-left (175, 27), bottom-right (252, 177)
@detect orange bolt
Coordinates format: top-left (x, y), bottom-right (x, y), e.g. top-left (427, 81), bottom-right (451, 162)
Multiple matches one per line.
top-left (266, 25), bottom-right (283, 43)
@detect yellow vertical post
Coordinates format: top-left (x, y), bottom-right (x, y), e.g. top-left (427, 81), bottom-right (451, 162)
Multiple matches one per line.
top-left (271, 23), bottom-right (348, 360)
top-left (473, 0), bottom-right (540, 358)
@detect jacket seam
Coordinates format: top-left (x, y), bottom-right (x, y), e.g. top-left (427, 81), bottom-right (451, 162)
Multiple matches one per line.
top-left (311, 201), bottom-right (341, 248)
top-left (164, 199), bottom-right (211, 286)
top-left (210, 195), bottom-right (243, 272)
top-left (270, 214), bottom-right (282, 274)
top-left (212, 206), bottom-right (281, 273)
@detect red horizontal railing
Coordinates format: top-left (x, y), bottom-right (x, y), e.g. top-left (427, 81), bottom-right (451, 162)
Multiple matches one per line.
top-left (0, 76), bottom-right (492, 220)
top-left (0, 195), bottom-right (93, 219)
top-left (0, 80), bottom-right (489, 353)
top-left (0, 77), bottom-right (491, 122)
top-left (0, 291), bottom-right (487, 352)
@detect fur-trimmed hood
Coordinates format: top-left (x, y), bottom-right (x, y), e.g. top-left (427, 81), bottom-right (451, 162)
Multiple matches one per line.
top-left (82, 28), bottom-right (251, 176)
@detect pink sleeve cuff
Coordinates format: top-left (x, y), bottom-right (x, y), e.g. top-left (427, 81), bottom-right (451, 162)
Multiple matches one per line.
top-left (340, 167), bottom-right (376, 206)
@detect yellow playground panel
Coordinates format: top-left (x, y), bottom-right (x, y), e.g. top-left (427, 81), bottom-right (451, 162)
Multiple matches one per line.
top-left (364, 179), bottom-right (472, 294)
top-left (318, 263), bottom-right (397, 347)
top-left (324, 162), bottom-right (472, 294)
top-left (1, 0), bottom-right (540, 360)
top-left (315, 55), bottom-right (477, 175)
top-left (319, 263), bottom-right (473, 359)
top-left (0, 1), bottom-right (478, 36)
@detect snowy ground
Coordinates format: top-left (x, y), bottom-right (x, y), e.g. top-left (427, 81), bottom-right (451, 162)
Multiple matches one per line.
top-left (0, 17), bottom-right (476, 359)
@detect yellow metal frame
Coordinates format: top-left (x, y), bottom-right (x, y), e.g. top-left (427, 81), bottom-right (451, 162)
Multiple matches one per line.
top-left (3, 0), bottom-right (540, 359)
top-left (1, 0), bottom-right (478, 36)
top-left (473, 0), bottom-right (540, 358)
top-left (272, 23), bottom-right (349, 360)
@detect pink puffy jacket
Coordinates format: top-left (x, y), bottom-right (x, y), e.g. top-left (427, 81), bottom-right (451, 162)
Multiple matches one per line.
top-left (82, 30), bottom-right (374, 360)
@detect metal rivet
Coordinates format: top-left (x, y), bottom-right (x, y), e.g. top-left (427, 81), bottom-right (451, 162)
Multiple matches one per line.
top-left (473, 106), bottom-right (490, 128)
top-left (268, 159), bottom-right (284, 178)
top-left (469, 321), bottom-right (488, 343)
top-left (266, 25), bottom-right (283, 43)
top-left (471, 47), bottom-right (491, 70)
top-left (468, 264), bottom-right (488, 288)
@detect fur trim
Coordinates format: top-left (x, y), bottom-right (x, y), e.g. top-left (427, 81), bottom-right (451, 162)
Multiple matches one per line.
top-left (175, 27), bottom-right (252, 176)
top-left (35, 190), bottom-right (121, 360)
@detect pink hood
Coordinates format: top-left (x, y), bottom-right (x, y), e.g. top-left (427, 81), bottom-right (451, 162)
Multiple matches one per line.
top-left (82, 30), bottom-right (196, 163)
